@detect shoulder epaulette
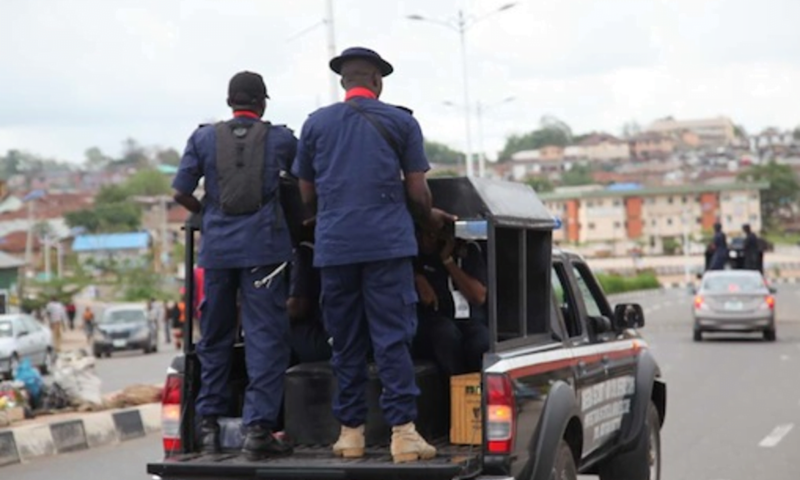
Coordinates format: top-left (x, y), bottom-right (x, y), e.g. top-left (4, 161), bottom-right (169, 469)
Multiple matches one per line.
top-left (394, 105), bottom-right (414, 115)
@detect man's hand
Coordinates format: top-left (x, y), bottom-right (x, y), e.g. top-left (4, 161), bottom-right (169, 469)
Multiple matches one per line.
top-left (415, 274), bottom-right (438, 310)
top-left (423, 208), bottom-right (458, 233)
top-left (439, 234), bottom-right (456, 262)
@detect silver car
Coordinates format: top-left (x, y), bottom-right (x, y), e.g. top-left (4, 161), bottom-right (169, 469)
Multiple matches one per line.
top-left (692, 270), bottom-right (777, 342)
top-left (92, 304), bottom-right (158, 357)
top-left (0, 314), bottom-right (55, 379)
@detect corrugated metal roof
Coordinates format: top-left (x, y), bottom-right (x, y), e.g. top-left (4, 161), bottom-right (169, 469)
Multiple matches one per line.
top-left (0, 251), bottom-right (25, 269)
top-left (72, 232), bottom-right (150, 252)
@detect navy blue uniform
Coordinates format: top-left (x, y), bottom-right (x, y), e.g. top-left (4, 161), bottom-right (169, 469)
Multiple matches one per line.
top-left (293, 90), bottom-right (429, 428)
top-left (288, 242), bottom-right (332, 365)
top-left (413, 242), bottom-right (490, 376)
top-left (709, 231), bottom-right (728, 270)
top-left (173, 114), bottom-right (296, 429)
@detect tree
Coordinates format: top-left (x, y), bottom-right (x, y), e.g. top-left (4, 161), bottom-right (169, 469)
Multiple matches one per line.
top-left (794, 125), bottom-right (800, 141)
top-left (424, 140), bottom-right (463, 165)
top-left (124, 168), bottom-right (171, 197)
top-left (0, 150), bottom-right (22, 179)
top-left (561, 164), bottom-right (594, 186)
top-left (95, 184), bottom-right (130, 204)
top-left (84, 147), bottom-right (112, 169)
top-left (526, 176), bottom-right (554, 193)
top-left (621, 120), bottom-right (642, 139)
top-left (498, 116), bottom-right (573, 161)
top-left (737, 160), bottom-right (800, 229)
top-left (155, 148), bottom-right (181, 167)
top-left (119, 138), bottom-right (149, 167)
top-left (733, 124), bottom-right (748, 140)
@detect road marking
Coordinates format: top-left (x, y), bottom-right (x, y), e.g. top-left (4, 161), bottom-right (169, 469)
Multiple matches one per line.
top-left (758, 424), bottom-right (794, 448)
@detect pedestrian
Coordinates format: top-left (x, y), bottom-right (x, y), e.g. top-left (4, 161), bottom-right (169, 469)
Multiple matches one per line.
top-left (162, 300), bottom-right (172, 344)
top-left (293, 47), bottom-right (454, 463)
top-left (66, 302), bottom-right (76, 330)
top-left (83, 306), bottom-right (95, 344)
top-left (172, 71), bottom-right (296, 459)
top-left (707, 222), bottom-right (728, 271)
top-left (169, 301), bottom-right (183, 350)
top-left (45, 296), bottom-right (67, 352)
top-left (742, 224), bottom-right (762, 273)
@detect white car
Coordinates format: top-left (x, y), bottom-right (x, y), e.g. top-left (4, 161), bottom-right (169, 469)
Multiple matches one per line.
top-left (0, 314), bottom-right (55, 379)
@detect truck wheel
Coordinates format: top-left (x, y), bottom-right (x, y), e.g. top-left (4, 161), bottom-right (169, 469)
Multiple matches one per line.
top-left (693, 329), bottom-right (702, 342)
top-left (550, 440), bottom-right (577, 480)
top-left (599, 401), bottom-right (661, 480)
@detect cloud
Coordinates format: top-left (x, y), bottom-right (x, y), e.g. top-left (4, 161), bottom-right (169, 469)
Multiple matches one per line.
top-left (0, 0), bottom-right (798, 162)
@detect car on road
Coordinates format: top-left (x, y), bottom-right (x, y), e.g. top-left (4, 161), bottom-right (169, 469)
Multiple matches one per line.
top-left (0, 313), bottom-right (54, 379)
top-left (692, 270), bottom-right (777, 342)
top-left (148, 177), bottom-right (667, 480)
top-left (92, 304), bottom-right (158, 357)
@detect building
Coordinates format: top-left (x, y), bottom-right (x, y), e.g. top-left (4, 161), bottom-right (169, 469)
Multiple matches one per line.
top-left (72, 232), bottom-right (151, 268)
top-left (646, 116), bottom-right (736, 148)
top-left (0, 251), bottom-right (24, 296)
top-left (542, 182), bottom-right (768, 252)
top-left (578, 133), bottom-right (630, 162)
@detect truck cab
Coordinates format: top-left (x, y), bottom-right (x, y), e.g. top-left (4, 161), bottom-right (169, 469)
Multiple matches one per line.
top-left (148, 177), bottom-right (666, 480)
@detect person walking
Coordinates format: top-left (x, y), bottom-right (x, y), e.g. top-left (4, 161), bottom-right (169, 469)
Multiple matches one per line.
top-left (172, 71), bottom-right (296, 459)
top-left (45, 297), bottom-right (67, 352)
top-left (293, 47), bottom-right (454, 463)
top-left (82, 306), bottom-right (95, 344)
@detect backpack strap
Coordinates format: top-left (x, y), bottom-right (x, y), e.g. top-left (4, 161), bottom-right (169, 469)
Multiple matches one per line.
top-left (345, 100), bottom-right (403, 160)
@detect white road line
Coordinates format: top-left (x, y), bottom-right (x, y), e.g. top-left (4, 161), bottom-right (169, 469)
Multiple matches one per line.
top-left (758, 424), bottom-right (794, 448)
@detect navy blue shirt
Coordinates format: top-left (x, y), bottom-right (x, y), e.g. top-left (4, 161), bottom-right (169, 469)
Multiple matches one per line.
top-left (173, 115), bottom-right (297, 269)
top-left (415, 241), bottom-right (487, 322)
top-left (292, 93), bottom-right (430, 267)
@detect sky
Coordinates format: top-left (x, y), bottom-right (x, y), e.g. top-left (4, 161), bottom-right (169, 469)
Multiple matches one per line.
top-left (1, 0), bottom-right (799, 164)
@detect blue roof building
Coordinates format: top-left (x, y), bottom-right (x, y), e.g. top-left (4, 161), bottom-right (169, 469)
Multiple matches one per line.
top-left (72, 232), bottom-right (150, 252)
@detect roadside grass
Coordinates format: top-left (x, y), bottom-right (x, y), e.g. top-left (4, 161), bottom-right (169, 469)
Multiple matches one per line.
top-left (597, 271), bottom-right (661, 295)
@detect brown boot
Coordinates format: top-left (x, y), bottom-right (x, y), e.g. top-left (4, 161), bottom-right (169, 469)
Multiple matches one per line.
top-left (390, 422), bottom-right (436, 463)
top-left (332, 425), bottom-right (365, 458)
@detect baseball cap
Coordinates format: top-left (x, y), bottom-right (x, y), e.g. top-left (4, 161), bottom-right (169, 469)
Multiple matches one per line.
top-left (228, 71), bottom-right (270, 105)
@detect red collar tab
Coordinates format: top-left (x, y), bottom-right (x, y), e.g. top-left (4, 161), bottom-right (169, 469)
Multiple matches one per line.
top-left (345, 87), bottom-right (377, 101)
top-left (233, 110), bottom-right (260, 119)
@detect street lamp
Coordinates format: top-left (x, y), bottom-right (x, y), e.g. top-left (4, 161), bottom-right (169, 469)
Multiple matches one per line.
top-left (407, 2), bottom-right (518, 177)
top-left (287, 0), bottom-right (338, 104)
top-left (444, 96), bottom-right (516, 178)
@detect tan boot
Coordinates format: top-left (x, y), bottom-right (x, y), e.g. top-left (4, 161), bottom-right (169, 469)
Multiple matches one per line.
top-left (390, 422), bottom-right (437, 463)
top-left (332, 425), bottom-right (365, 458)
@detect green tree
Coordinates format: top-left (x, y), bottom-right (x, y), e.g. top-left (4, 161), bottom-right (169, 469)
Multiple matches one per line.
top-left (95, 203), bottom-right (142, 232)
top-left (499, 116), bottom-right (573, 161)
top-left (118, 138), bottom-right (150, 167)
top-left (561, 164), bottom-right (594, 186)
top-left (424, 140), bottom-right (463, 165)
top-left (84, 147), bottom-right (112, 169)
top-left (65, 209), bottom-right (101, 233)
top-left (124, 168), bottom-right (171, 196)
top-left (526, 176), bottom-right (554, 193)
top-left (155, 148), bottom-right (181, 167)
top-left (737, 160), bottom-right (799, 229)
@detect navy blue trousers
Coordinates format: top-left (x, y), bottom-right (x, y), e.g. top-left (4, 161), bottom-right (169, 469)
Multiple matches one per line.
top-left (414, 316), bottom-right (490, 377)
top-left (195, 266), bottom-right (290, 428)
top-left (320, 258), bottom-right (420, 427)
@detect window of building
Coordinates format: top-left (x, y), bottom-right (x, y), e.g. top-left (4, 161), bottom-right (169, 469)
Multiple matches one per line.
top-left (726, 215), bottom-right (732, 223)
top-left (587, 201), bottom-right (595, 208)
top-left (749, 214), bottom-right (759, 222)
top-left (613, 221), bottom-right (621, 229)
top-left (588, 222), bottom-right (596, 230)
top-left (668, 197), bottom-right (674, 204)
top-left (613, 200), bottom-right (621, 207)
top-left (696, 217), bottom-right (702, 224)
top-left (682, 196), bottom-right (687, 204)
top-left (651, 219), bottom-right (657, 226)
top-left (667, 218), bottom-right (673, 226)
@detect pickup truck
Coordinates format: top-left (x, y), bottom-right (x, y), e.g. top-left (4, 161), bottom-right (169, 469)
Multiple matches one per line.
top-left (147, 177), bottom-right (666, 480)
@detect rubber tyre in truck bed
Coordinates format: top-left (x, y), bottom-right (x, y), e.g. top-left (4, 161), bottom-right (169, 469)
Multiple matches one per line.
top-left (147, 441), bottom-right (482, 480)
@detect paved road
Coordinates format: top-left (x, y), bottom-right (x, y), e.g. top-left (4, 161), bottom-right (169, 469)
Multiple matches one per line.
top-left (8, 285), bottom-right (800, 480)
top-left (93, 338), bottom-right (178, 393)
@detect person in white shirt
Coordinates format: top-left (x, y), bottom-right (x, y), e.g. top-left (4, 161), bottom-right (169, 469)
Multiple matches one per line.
top-left (46, 297), bottom-right (67, 351)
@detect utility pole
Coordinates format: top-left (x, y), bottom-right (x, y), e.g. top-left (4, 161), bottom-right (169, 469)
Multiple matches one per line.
top-left (325, 0), bottom-right (338, 104)
top-left (457, 10), bottom-right (474, 178)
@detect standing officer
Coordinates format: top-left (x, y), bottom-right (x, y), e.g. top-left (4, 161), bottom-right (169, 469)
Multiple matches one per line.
top-left (173, 71), bottom-right (295, 460)
top-left (293, 47), bottom-right (454, 463)
top-left (742, 224), bottom-right (762, 272)
top-left (707, 222), bottom-right (729, 271)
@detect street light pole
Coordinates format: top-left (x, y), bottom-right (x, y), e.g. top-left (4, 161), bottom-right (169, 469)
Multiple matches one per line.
top-left (325, 0), bottom-right (338, 104)
top-left (457, 10), bottom-right (474, 178)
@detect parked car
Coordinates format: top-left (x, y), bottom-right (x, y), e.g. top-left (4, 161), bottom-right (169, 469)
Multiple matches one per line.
top-left (0, 314), bottom-right (54, 379)
top-left (692, 270), bottom-right (777, 342)
top-left (148, 177), bottom-right (667, 480)
top-left (92, 304), bottom-right (158, 357)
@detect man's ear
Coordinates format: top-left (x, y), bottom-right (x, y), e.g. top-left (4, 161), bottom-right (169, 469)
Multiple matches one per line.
top-left (340, 77), bottom-right (346, 90)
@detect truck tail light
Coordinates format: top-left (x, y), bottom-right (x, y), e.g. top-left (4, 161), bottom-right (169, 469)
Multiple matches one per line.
top-left (765, 295), bottom-right (775, 310)
top-left (162, 373), bottom-right (182, 455)
top-left (486, 373), bottom-right (515, 454)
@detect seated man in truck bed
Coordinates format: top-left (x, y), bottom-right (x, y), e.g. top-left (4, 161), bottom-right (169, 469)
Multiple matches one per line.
top-left (287, 241), bottom-right (332, 366)
top-left (413, 228), bottom-right (489, 378)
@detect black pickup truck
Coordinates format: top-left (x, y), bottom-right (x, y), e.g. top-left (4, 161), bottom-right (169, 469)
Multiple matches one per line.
top-left (147, 177), bottom-right (666, 480)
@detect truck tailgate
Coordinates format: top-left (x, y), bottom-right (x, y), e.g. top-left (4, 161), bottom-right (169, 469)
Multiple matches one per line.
top-left (147, 443), bottom-right (481, 480)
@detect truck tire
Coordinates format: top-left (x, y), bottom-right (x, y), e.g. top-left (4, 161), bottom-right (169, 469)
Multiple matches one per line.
top-left (764, 329), bottom-right (776, 342)
top-left (599, 401), bottom-right (661, 480)
top-left (550, 440), bottom-right (578, 480)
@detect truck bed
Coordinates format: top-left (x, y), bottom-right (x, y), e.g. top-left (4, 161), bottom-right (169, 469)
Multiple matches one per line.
top-left (147, 439), bottom-right (482, 480)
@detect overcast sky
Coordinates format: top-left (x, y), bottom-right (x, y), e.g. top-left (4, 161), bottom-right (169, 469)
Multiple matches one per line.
top-left (1, 0), bottom-right (799, 164)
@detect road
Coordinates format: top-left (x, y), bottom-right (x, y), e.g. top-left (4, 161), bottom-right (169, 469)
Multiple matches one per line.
top-left (94, 338), bottom-right (178, 393)
top-left (6, 284), bottom-right (800, 480)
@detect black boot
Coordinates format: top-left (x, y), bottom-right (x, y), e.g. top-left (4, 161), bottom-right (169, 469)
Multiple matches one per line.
top-left (199, 417), bottom-right (220, 454)
top-left (242, 424), bottom-right (293, 460)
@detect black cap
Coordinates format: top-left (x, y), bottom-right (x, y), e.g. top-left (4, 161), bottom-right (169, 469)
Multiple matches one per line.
top-left (329, 47), bottom-right (394, 77)
top-left (228, 71), bottom-right (270, 106)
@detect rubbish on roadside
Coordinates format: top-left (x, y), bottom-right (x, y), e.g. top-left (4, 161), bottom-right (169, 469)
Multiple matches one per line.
top-left (52, 349), bottom-right (103, 407)
top-left (0, 380), bottom-right (30, 425)
top-left (13, 358), bottom-right (44, 408)
top-left (39, 382), bottom-right (71, 411)
top-left (105, 384), bottom-right (163, 409)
